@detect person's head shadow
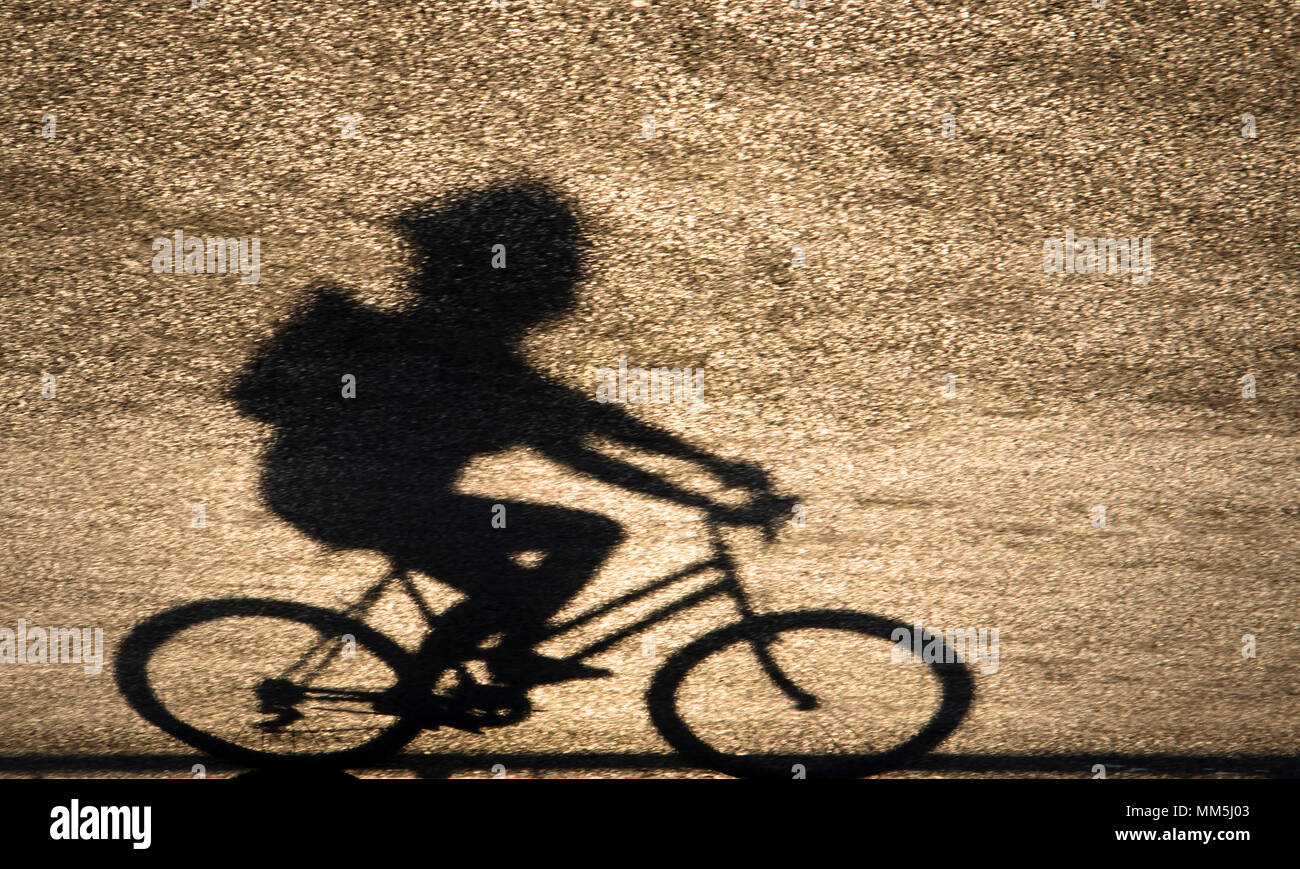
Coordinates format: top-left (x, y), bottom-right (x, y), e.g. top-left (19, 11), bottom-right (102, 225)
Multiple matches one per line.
top-left (393, 180), bottom-right (589, 349)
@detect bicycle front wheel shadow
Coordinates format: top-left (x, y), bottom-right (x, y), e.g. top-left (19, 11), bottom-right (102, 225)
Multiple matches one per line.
top-left (116, 598), bottom-right (423, 769)
top-left (647, 610), bottom-right (974, 779)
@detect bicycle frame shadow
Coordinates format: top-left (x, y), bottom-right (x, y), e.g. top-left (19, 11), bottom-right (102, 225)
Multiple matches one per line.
top-left (113, 550), bottom-right (976, 779)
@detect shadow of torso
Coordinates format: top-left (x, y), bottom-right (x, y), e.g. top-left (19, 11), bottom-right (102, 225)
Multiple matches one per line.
top-left (232, 287), bottom-right (576, 560)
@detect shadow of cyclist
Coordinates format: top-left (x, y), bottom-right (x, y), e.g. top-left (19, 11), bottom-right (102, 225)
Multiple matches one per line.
top-left (230, 180), bottom-right (773, 698)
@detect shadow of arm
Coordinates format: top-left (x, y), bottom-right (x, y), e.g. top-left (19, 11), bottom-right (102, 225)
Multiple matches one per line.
top-left (541, 438), bottom-right (716, 512)
top-left (574, 399), bottom-right (772, 491)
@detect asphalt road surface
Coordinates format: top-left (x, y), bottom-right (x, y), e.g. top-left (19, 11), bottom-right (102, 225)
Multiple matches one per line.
top-left (2, 0), bottom-right (1298, 778)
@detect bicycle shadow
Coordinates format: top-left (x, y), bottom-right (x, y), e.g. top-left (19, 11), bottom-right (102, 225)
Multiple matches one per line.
top-left (115, 180), bottom-right (975, 778)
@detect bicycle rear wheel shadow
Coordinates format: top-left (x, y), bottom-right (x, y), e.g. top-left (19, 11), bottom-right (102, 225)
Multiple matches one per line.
top-left (115, 598), bottom-right (423, 769)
